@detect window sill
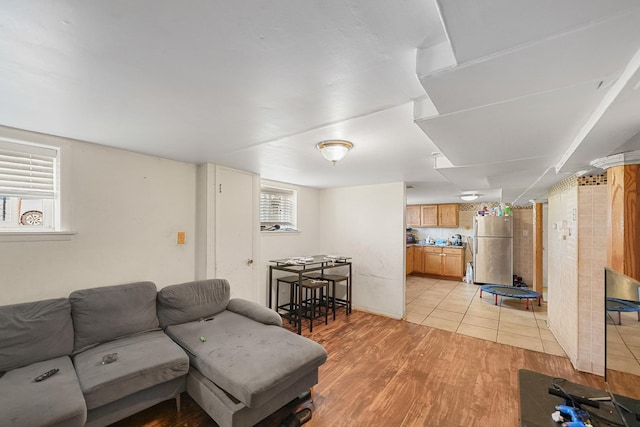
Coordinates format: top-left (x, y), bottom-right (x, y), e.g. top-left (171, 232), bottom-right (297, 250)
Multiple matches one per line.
top-left (0, 230), bottom-right (77, 242)
top-left (260, 230), bottom-right (300, 235)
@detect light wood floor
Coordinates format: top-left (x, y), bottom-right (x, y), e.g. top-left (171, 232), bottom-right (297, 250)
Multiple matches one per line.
top-left (112, 310), bottom-right (640, 427)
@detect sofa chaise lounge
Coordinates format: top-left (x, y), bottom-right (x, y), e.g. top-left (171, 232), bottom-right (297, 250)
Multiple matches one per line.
top-left (0, 279), bottom-right (328, 427)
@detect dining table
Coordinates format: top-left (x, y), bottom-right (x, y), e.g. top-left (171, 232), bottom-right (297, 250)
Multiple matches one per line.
top-left (267, 254), bottom-right (352, 334)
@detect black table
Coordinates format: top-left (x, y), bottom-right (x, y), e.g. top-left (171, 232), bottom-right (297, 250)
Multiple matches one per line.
top-left (267, 255), bottom-right (352, 334)
top-left (518, 369), bottom-right (640, 426)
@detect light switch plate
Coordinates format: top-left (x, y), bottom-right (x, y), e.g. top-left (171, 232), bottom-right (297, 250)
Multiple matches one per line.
top-left (177, 231), bottom-right (186, 245)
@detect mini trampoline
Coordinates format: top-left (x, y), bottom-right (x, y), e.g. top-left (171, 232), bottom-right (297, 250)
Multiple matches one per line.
top-left (606, 298), bottom-right (640, 325)
top-left (479, 285), bottom-right (541, 310)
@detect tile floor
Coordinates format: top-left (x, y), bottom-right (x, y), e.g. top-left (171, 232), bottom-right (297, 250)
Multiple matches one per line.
top-left (606, 311), bottom-right (640, 376)
top-left (405, 276), bottom-right (566, 357)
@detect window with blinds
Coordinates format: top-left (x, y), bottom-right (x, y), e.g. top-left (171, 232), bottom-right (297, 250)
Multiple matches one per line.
top-left (0, 139), bottom-right (58, 230)
top-left (260, 186), bottom-right (297, 231)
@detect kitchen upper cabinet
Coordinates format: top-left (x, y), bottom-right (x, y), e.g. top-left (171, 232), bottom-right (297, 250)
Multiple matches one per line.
top-left (407, 204), bottom-right (459, 227)
top-left (438, 204), bottom-right (459, 227)
top-left (406, 205), bottom-right (421, 227)
top-left (420, 205), bottom-right (438, 227)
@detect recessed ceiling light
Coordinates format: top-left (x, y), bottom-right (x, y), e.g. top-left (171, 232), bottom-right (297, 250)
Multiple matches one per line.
top-left (460, 193), bottom-right (479, 201)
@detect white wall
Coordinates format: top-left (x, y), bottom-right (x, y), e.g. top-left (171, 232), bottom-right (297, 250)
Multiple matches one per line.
top-left (260, 180), bottom-right (321, 305)
top-left (318, 182), bottom-right (405, 319)
top-left (548, 186), bottom-right (579, 366)
top-left (0, 126), bottom-right (196, 304)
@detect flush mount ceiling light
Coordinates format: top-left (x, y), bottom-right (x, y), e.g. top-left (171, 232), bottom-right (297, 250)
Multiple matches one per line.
top-left (460, 193), bottom-right (479, 201)
top-left (316, 140), bottom-right (353, 165)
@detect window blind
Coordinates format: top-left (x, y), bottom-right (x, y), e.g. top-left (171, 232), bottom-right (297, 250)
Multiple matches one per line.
top-left (0, 140), bottom-right (57, 199)
top-left (260, 188), bottom-right (295, 226)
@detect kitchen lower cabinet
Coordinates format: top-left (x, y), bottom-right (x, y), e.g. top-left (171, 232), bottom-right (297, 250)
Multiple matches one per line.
top-left (409, 246), bottom-right (465, 280)
top-left (441, 247), bottom-right (464, 278)
top-left (406, 246), bottom-right (414, 275)
top-left (413, 246), bottom-right (425, 273)
top-left (424, 247), bottom-right (442, 275)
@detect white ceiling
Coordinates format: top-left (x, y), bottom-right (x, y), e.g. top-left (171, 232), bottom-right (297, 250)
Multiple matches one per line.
top-left (1, 1), bottom-right (639, 205)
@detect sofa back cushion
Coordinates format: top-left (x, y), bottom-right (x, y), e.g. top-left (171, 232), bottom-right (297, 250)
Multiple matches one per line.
top-left (69, 281), bottom-right (159, 353)
top-left (0, 298), bottom-right (74, 371)
top-left (157, 279), bottom-right (230, 328)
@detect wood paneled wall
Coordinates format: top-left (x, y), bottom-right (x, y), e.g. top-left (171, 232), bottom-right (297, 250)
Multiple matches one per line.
top-left (607, 165), bottom-right (640, 280)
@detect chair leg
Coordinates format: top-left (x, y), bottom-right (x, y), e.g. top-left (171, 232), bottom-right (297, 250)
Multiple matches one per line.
top-left (324, 285), bottom-right (328, 325)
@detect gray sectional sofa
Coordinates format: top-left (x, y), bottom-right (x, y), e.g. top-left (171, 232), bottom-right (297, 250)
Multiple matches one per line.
top-left (0, 279), bottom-right (328, 427)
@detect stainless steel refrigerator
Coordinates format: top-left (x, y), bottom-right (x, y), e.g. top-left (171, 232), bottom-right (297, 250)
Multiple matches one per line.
top-left (473, 216), bottom-right (513, 286)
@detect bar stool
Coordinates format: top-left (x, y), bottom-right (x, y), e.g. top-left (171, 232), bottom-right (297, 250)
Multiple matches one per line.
top-left (298, 279), bottom-right (329, 332)
top-left (321, 274), bottom-right (350, 319)
top-left (275, 275), bottom-right (300, 323)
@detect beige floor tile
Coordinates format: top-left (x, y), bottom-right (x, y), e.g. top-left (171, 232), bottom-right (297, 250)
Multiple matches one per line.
top-left (405, 312), bottom-right (428, 324)
top-left (421, 316), bottom-right (460, 332)
top-left (497, 331), bottom-right (544, 352)
top-left (500, 315), bottom-right (539, 328)
top-left (498, 321), bottom-right (541, 339)
top-left (606, 341), bottom-right (635, 358)
top-left (619, 331), bottom-right (640, 346)
top-left (465, 307), bottom-right (501, 320)
top-left (405, 275), bottom-right (565, 358)
top-left (538, 328), bottom-right (557, 342)
top-left (430, 308), bottom-right (465, 323)
top-left (436, 301), bottom-right (469, 314)
top-left (457, 324), bottom-right (497, 341)
top-left (606, 354), bottom-right (640, 376)
top-left (406, 304), bottom-right (434, 316)
top-left (461, 314), bottom-right (499, 330)
top-left (542, 340), bottom-right (567, 357)
top-left (413, 296), bottom-right (441, 306)
top-left (628, 344), bottom-right (640, 359)
top-left (536, 319), bottom-right (549, 329)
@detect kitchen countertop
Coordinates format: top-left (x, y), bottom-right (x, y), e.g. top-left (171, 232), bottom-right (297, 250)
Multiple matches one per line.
top-left (407, 243), bottom-right (465, 248)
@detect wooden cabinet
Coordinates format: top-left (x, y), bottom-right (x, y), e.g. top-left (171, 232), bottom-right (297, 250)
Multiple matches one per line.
top-left (409, 246), bottom-right (464, 280)
top-left (406, 205), bottom-right (421, 227)
top-left (413, 246), bottom-right (425, 273)
top-left (406, 246), bottom-right (414, 275)
top-left (438, 204), bottom-right (459, 227)
top-left (424, 247), bottom-right (442, 275)
top-left (407, 204), bottom-right (459, 227)
top-left (420, 205), bottom-right (438, 227)
top-left (441, 247), bottom-right (464, 278)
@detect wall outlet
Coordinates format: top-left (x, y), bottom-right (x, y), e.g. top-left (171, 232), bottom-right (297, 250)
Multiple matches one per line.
top-left (177, 231), bottom-right (186, 245)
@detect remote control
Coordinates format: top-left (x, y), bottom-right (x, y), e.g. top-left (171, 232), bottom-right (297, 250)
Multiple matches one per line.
top-left (34, 368), bottom-right (59, 382)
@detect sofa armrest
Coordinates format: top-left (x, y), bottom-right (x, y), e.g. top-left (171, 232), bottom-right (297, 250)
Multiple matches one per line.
top-left (227, 299), bottom-right (283, 327)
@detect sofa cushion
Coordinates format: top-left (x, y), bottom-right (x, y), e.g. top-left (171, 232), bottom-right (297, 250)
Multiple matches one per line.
top-left (73, 330), bottom-right (189, 410)
top-left (157, 279), bottom-right (230, 328)
top-left (165, 310), bottom-right (327, 408)
top-left (0, 298), bottom-right (74, 371)
top-left (0, 356), bottom-right (86, 427)
top-left (69, 281), bottom-right (159, 353)
top-left (227, 298), bottom-right (282, 327)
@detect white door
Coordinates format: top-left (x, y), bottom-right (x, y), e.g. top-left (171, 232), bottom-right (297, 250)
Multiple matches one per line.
top-left (215, 166), bottom-right (258, 301)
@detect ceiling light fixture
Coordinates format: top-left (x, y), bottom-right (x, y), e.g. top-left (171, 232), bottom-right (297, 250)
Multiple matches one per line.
top-left (316, 140), bottom-right (353, 165)
top-left (460, 193), bottom-right (479, 201)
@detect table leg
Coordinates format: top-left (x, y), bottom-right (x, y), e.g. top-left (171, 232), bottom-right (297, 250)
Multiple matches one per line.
top-left (298, 271), bottom-right (303, 334)
top-left (348, 263), bottom-right (352, 314)
top-left (268, 266), bottom-right (273, 309)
